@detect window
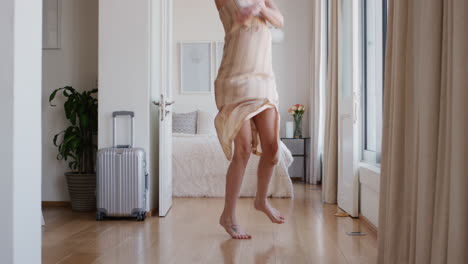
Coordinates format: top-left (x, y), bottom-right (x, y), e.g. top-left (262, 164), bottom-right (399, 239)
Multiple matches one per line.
top-left (362, 0), bottom-right (387, 164)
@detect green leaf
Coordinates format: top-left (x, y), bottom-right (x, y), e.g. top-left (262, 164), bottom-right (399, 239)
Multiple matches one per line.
top-left (49, 88), bottom-right (62, 106)
top-left (71, 138), bottom-right (80, 150)
top-left (63, 86), bottom-right (75, 94)
top-left (80, 114), bottom-right (89, 128)
top-left (52, 131), bottom-right (64, 146)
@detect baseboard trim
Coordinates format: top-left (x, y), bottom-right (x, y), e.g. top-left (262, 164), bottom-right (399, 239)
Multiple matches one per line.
top-left (42, 201), bottom-right (71, 208)
top-left (359, 213), bottom-right (378, 237)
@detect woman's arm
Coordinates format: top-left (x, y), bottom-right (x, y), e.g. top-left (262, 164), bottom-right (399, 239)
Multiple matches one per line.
top-left (215, 0), bottom-right (231, 11)
top-left (259, 0), bottom-right (284, 28)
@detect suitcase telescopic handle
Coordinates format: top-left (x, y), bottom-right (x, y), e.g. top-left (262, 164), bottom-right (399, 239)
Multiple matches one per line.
top-left (113, 111), bottom-right (134, 117)
top-left (112, 111), bottom-right (135, 148)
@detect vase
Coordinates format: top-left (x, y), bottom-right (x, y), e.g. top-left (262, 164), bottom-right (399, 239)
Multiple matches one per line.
top-left (294, 116), bottom-right (303, 138)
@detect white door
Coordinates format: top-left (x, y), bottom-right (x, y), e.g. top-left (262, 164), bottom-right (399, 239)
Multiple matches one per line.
top-left (152, 0), bottom-right (174, 216)
top-left (337, 0), bottom-right (359, 217)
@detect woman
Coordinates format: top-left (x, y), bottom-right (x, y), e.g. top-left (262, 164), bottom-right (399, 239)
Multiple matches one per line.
top-left (214, 0), bottom-right (285, 239)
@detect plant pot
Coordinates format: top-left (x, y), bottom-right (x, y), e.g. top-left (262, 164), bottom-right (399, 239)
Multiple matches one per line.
top-left (65, 172), bottom-right (96, 212)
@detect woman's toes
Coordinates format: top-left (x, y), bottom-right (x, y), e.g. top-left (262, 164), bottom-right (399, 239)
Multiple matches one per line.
top-left (238, 233), bottom-right (251, 239)
top-left (274, 216), bottom-right (283, 223)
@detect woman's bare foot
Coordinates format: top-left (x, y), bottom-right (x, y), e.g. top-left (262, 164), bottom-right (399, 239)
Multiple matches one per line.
top-left (219, 214), bottom-right (252, 239)
top-left (254, 198), bottom-right (285, 224)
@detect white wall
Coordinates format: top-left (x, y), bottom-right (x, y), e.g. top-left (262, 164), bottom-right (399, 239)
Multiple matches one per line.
top-left (0, 0), bottom-right (42, 262)
top-left (42, 0), bottom-right (98, 201)
top-left (172, 0), bottom-right (224, 114)
top-left (99, 0), bottom-right (154, 209)
top-left (359, 164), bottom-right (381, 228)
top-left (274, 0), bottom-right (312, 137)
top-left (172, 0), bottom-right (312, 137)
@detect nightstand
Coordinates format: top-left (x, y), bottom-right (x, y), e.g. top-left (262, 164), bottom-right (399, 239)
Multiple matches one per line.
top-left (281, 137), bottom-right (310, 182)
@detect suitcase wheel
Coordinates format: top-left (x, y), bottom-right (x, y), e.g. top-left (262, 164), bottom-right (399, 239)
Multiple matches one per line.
top-left (136, 212), bottom-right (146, 221)
top-left (96, 212), bottom-right (105, 221)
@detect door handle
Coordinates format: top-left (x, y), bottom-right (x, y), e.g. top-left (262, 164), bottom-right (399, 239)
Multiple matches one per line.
top-left (152, 100), bottom-right (175, 107)
top-left (152, 95), bottom-right (175, 122)
top-left (353, 101), bottom-right (357, 124)
top-left (353, 92), bottom-right (360, 124)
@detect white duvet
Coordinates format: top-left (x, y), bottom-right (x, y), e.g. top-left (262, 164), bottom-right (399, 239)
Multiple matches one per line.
top-left (172, 133), bottom-right (294, 198)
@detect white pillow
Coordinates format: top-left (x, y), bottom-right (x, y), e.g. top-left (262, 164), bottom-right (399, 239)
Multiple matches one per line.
top-left (172, 111), bottom-right (198, 134)
top-left (197, 110), bottom-right (217, 135)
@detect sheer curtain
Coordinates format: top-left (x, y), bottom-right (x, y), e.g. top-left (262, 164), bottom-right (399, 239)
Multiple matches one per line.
top-left (378, 0), bottom-right (468, 263)
top-left (307, 0), bottom-right (326, 185)
top-left (322, 0), bottom-right (339, 203)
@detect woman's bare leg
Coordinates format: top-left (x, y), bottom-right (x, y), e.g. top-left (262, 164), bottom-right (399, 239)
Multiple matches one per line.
top-left (219, 120), bottom-right (253, 239)
top-left (252, 108), bottom-right (285, 224)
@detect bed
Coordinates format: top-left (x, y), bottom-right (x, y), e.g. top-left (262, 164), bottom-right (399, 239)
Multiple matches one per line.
top-left (171, 110), bottom-right (294, 198)
top-left (173, 133), bottom-right (294, 198)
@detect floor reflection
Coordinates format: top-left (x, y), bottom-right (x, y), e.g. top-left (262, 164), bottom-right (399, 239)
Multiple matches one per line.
top-left (254, 245), bottom-right (275, 264)
top-left (220, 239), bottom-right (276, 264)
top-left (220, 239), bottom-right (241, 264)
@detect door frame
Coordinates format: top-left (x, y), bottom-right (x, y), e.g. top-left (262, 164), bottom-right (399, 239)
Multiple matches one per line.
top-left (336, 0), bottom-right (361, 217)
top-left (150, 0), bottom-right (174, 217)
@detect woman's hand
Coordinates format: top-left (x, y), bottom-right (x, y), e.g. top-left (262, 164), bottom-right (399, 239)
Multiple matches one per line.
top-left (258, 0), bottom-right (284, 28)
top-left (236, 0), bottom-right (265, 24)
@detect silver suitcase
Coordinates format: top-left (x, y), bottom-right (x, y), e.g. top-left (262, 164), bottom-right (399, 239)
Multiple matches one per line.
top-left (96, 111), bottom-right (147, 221)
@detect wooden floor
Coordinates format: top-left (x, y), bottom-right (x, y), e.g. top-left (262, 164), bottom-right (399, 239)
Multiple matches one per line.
top-left (42, 183), bottom-right (378, 264)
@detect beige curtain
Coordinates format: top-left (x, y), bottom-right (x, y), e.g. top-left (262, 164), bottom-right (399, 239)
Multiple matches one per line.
top-left (322, 0), bottom-right (339, 203)
top-left (307, 0), bottom-right (326, 185)
top-left (378, 0), bottom-right (468, 263)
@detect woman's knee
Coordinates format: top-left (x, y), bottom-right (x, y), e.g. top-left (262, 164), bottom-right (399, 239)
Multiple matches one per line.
top-left (261, 141), bottom-right (279, 162)
top-left (233, 143), bottom-right (252, 163)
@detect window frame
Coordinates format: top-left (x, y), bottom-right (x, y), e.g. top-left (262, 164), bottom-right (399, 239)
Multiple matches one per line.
top-left (361, 0), bottom-right (387, 165)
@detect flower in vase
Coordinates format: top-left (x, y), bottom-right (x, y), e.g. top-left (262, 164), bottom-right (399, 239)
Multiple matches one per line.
top-left (289, 104), bottom-right (306, 117)
top-left (289, 104), bottom-right (305, 138)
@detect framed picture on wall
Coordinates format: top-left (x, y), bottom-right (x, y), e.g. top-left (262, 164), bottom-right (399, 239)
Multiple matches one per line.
top-left (42, 0), bottom-right (61, 50)
top-left (215, 41), bottom-right (225, 75)
top-left (180, 42), bottom-right (212, 94)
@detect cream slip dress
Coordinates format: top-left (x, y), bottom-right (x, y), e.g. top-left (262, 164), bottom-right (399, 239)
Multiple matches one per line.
top-left (214, 0), bottom-right (281, 164)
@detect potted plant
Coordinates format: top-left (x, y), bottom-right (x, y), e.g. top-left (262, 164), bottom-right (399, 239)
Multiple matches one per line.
top-left (50, 86), bottom-right (98, 211)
